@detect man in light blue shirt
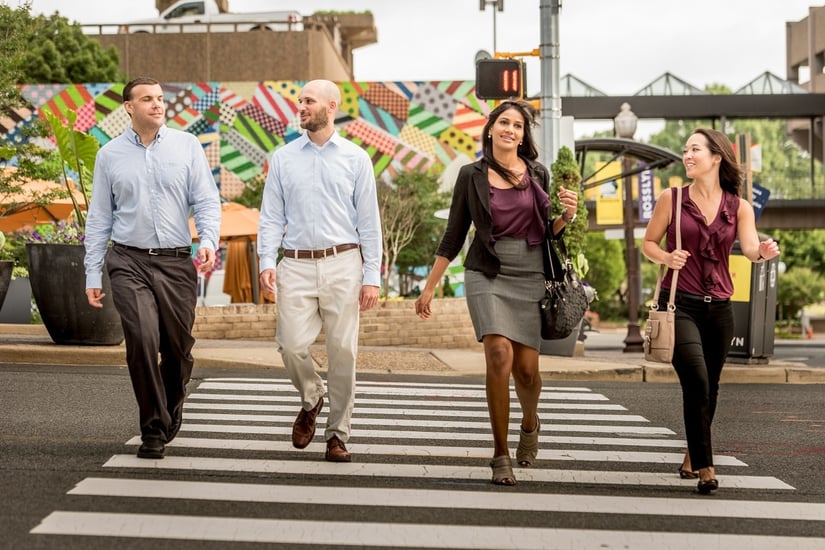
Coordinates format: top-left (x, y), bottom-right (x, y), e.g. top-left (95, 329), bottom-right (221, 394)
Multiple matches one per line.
top-left (258, 79), bottom-right (382, 463)
top-left (85, 77), bottom-right (221, 460)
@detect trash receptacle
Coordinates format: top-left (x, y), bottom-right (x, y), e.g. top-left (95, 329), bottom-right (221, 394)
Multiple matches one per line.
top-left (727, 239), bottom-right (779, 364)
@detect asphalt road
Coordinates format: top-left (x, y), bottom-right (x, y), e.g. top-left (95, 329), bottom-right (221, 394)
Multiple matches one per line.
top-left (2, 363), bottom-right (824, 549)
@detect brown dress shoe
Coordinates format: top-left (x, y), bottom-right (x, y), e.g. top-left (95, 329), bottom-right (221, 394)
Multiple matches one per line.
top-left (325, 435), bottom-right (352, 462)
top-left (292, 396), bottom-right (323, 449)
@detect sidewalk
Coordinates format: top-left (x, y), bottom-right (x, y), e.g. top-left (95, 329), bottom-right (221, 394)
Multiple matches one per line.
top-left (1, 323), bottom-right (823, 383)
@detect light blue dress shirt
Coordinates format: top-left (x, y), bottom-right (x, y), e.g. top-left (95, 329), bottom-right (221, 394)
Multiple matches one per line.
top-left (84, 125), bottom-right (221, 289)
top-left (257, 131), bottom-right (382, 287)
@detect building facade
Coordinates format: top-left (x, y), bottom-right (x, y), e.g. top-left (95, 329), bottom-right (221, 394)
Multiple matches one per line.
top-left (786, 5), bottom-right (825, 162)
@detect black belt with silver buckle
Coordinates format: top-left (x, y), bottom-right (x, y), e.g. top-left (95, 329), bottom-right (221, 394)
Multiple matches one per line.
top-left (282, 243), bottom-right (359, 259)
top-left (674, 291), bottom-right (729, 304)
top-left (114, 242), bottom-right (192, 257)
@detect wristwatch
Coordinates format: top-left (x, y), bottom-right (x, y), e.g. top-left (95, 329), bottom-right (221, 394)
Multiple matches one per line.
top-left (562, 210), bottom-right (576, 223)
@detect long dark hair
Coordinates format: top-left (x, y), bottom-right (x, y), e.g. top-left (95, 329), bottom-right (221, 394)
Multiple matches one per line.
top-left (691, 128), bottom-right (742, 197)
top-left (481, 100), bottom-right (539, 185)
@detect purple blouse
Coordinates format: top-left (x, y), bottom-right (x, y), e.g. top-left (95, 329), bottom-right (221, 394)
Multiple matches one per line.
top-left (489, 173), bottom-right (550, 246)
top-left (663, 185), bottom-right (739, 298)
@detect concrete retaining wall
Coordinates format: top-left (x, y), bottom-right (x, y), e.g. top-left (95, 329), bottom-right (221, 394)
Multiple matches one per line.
top-left (192, 298), bottom-right (481, 349)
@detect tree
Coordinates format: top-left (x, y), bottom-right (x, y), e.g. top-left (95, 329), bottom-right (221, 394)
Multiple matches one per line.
top-left (777, 267), bottom-right (825, 327)
top-left (377, 171), bottom-right (446, 299)
top-left (1, 3), bottom-right (122, 273)
top-left (0, 4), bottom-right (34, 106)
top-left (22, 12), bottom-right (121, 83)
top-left (549, 145), bottom-right (588, 277)
top-left (771, 229), bottom-right (825, 274)
top-left (646, 83), bottom-right (822, 200)
top-left (580, 232), bottom-right (624, 315)
top-left (233, 174), bottom-right (266, 210)
top-left (1, 4), bottom-right (63, 242)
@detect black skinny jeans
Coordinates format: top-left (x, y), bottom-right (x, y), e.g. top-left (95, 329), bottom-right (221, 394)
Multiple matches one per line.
top-left (659, 290), bottom-right (735, 471)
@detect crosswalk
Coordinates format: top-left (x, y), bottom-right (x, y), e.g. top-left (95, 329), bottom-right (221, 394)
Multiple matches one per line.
top-left (30, 376), bottom-right (825, 548)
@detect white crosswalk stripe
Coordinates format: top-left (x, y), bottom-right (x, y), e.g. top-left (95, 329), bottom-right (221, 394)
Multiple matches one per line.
top-left (31, 376), bottom-right (823, 548)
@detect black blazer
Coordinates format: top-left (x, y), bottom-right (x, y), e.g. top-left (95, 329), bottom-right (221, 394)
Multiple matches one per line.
top-left (435, 157), bottom-right (556, 278)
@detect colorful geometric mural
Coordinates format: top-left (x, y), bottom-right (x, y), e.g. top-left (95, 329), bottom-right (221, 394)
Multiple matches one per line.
top-left (6, 81), bottom-right (494, 200)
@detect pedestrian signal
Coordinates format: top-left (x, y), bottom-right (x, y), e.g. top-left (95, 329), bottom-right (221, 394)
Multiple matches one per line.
top-left (475, 59), bottom-right (525, 100)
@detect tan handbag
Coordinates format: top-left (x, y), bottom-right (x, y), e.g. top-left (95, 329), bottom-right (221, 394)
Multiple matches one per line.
top-left (643, 185), bottom-right (682, 363)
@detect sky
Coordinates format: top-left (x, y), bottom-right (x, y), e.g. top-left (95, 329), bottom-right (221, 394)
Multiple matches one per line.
top-left (17, 0), bottom-right (822, 138)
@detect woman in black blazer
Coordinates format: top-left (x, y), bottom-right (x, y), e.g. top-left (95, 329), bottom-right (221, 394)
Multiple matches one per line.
top-left (415, 100), bottom-right (578, 485)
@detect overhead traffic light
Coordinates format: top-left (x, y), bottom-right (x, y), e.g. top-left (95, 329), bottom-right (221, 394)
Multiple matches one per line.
top-left (475, 59), bottom-right (525, 100)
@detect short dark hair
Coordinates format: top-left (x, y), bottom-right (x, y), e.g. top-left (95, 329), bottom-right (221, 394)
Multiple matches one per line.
top-left (691, 128), bottom-right (742, 196)
top-left (122, 77), bottom-right (161, 103)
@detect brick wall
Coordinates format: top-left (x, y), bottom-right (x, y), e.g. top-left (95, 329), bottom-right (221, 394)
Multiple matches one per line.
top-left (192, 298), bottom-right (481, 349)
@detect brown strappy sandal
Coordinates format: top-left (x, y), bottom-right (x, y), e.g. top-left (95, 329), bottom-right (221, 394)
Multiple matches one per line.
top-left (490, 455), bottom-right (516, 486)
top-left (516, 416), bottom-right (540, 467)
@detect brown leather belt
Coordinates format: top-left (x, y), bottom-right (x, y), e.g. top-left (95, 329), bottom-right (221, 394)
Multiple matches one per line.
top-left (282, 243), bottom-right (359, 259)
top-left (114, 242), bottom-right (192, 257)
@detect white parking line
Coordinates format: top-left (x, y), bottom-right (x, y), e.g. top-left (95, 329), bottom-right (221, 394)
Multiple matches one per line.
top-left (123, 436), bottom-right (748, 465)
top-left (180, 411), bottom-right (651, 424)
top-left (31, 512), bottom-right (822, 548)
top-left (176, 421), bottom-right (675, 436)
top-left (101, 454), bottom-right (791, 489)
top-left (196, 381), bottom-right (601, 399)
top-left (185, 393), bottom-right (627, 413)
top-left (177, 422), bottom-right (683, 446)
top-left (69, 477), bottom-right (816, 518)
top-left (205, 378), bottom-right (595, 392)
top-left (183, 403), bottom-right (628, 416)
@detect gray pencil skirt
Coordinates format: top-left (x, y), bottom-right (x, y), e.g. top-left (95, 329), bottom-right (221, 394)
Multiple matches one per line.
top-left (464, 237), bottom-right (546, 350)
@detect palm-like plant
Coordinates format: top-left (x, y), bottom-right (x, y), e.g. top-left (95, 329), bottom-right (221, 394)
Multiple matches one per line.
top-left (42, 110), bottom-right (99, 229)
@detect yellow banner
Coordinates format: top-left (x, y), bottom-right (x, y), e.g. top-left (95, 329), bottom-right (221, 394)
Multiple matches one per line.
top-left (586, 161), bottom-right (622, 200)
top-left (592, 161), bottom-right (624, 225)
top-left (596, 196), bottom-right (624, 225)
top-left (729, 254), bottom-right (752, 302)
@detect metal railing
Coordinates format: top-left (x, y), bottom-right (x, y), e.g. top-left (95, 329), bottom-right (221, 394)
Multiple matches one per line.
top-left (81, 19), bottom-right (310, 35)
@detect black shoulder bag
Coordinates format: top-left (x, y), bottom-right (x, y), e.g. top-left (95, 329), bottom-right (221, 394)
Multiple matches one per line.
top-left (539, 235), bottom-right (589, 340)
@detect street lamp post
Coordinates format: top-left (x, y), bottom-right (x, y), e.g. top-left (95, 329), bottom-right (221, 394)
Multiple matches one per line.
top-left (479, 0), bottom-right (504, 53)
top-left (614, 103), bottom-right (644, 353)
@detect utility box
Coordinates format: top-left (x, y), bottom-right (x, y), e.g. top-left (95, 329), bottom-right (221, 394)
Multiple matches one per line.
top-left (0, 277), bottom-right (31, 324)
top-left (727, 240), bottom-right (779, 364)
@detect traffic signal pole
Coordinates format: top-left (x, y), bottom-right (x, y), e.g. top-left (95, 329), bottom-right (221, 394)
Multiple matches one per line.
top-left (539, 0), bottom-right (562, 167)
top-left (474, 0), bottom-right (561, 166)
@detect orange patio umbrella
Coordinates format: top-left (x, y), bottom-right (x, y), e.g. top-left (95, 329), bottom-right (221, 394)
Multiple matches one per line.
top-left (189, 202), bottom-right (260, 243)
top-left (0, 169), bottom-right (86, 233)
top-left (190, 202), bottom-right (261, 304)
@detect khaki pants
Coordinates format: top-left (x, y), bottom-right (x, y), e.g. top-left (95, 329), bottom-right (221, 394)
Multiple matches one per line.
top-left (275, 248), bottom-right (363, 442)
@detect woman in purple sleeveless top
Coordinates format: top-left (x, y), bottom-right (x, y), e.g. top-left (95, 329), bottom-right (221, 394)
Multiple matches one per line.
top-left (642, 128), bottom-right (780, 495)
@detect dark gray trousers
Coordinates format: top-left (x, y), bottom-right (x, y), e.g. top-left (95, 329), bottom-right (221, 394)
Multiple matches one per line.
top-left (107, 246), bottom-right (198, 442)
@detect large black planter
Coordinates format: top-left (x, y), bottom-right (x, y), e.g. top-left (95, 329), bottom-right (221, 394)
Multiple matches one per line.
top-left (0, 260), bottom-right (12, 311)
top-left (26, 243), bottom-right (124, 346)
